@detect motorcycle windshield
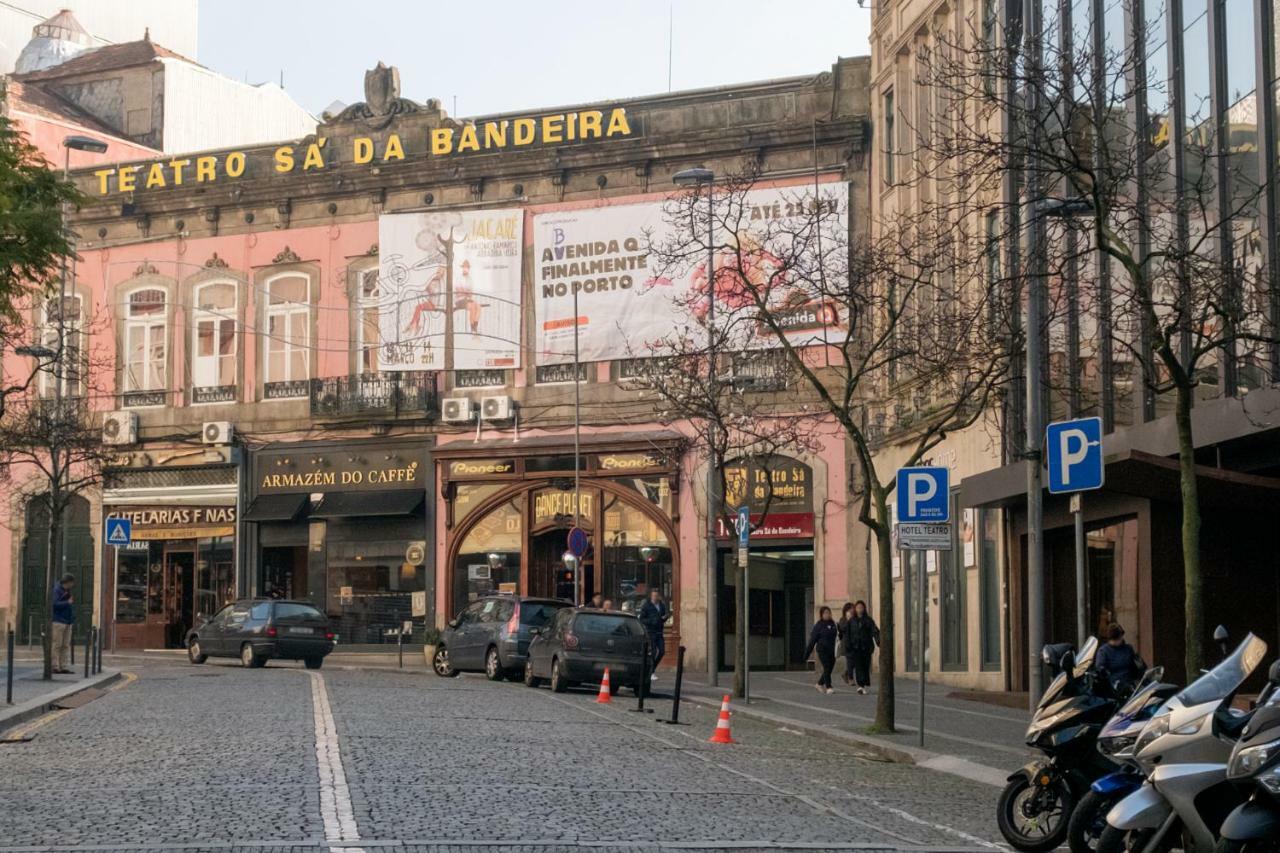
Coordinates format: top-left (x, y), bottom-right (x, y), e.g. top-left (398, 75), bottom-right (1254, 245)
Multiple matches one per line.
top-left (1175, 634), bottom-right (1268, 708)
top-left (1074, 636), bottom-right (1100, 672)
top-left (1100, 670), bottom-right (1168, 738)
top-left (1035, 637), bottom-right (1101, 712)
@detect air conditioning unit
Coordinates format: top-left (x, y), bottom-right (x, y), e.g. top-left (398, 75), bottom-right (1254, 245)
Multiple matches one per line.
top-left (441, 397), bottom-right (475, 424)
top-left (102, 411), bottom-right (138, 446)
top-left (202, 421), bottom-right (234, 445)
top-left (481, 395), bottom-right (515, 421)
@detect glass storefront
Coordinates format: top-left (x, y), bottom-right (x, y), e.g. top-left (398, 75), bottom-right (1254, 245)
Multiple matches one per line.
top-left (112, 534), bottom-right (235, 649)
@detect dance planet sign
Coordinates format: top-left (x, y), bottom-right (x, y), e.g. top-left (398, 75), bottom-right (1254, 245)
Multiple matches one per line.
top-left (89, 108), bottom-right (634, 196)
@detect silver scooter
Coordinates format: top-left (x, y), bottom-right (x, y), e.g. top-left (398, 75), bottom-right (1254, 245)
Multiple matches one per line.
top-left (1098, 633), bottom-right (1270, 853)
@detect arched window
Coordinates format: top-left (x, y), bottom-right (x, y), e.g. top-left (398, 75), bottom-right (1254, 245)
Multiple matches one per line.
top-left (38, 294), bottom-right (83, 399)
top-left (192, 281), bottom-right (237, 401)
top-left (354, 267), bottom-right (380, 374)
top-left (123, 288), bottom-right (167, 401)
top-left (263, 274), bottom-right (310, 398)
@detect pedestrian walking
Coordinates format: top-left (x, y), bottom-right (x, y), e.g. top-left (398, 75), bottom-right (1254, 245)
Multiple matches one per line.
top-left (837, 602), bottom-right (855, 684)
top-left (51, 573), bottom-right (75, 674)
top-left (587, 593), bottom-right (604, 609)
top-left (637, 589), bottom-right (668, 680)
top-left (803, 606), bottom-right (839, 694)
top-left (843, 600), bottom-right (880, 693)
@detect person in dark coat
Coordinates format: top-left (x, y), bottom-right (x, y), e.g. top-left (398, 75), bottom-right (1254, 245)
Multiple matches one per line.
top-left (803, 606), bottom-right (839, 694)
top-left (637, 590), bottom-right (668, 679)
top-left (1095, 623), bottom-right (1143, 694)
top-left (837, 603), bottom-right (855, 684)
top-left (840, 600), bottom-right (880, 693)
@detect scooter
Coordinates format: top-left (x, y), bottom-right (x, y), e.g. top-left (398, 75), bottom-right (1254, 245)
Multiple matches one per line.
top-left (1214, 658), bottom-right (1280, 853)
top-left (998, 637), bottom-right (1121, 852)
top-left (1066, 666), bottom-right (1180, 853)
top-left (1099, 633), bottom-right (1271, 853)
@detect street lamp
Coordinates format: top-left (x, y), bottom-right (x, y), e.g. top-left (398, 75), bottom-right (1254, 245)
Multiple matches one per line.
top-left (673, 166), bottom-right (719, 684)
top-left (1023, 195), bottom-right (1091, 707)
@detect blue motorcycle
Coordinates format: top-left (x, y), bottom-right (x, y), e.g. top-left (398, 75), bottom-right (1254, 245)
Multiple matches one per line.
top-left (1066, 667), bottom-right (1179, 853)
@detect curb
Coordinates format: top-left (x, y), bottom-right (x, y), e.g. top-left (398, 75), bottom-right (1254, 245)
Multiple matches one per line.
top-left (0, 669), bottom-right (122, 735)
top-left (681, 692), bottom-right (1006, 788)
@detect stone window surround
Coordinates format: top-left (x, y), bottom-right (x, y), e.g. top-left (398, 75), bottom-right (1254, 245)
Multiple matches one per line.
top-left (254, 263), bottom-right (320, 402)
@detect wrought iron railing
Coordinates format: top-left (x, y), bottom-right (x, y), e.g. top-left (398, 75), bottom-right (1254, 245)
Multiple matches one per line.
top-left (310, 372), bottom-right (440, 420)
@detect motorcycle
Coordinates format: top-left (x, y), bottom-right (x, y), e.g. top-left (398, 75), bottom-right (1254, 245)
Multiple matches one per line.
top-left (1214, 658), bottom-right (1280, 853)
top-left (1066, 666), bottom-right (1180, 853)
top-left (1099, 633), bottom-right (1271, 853)
top-left (998, 637), bottom-right (1122, 852)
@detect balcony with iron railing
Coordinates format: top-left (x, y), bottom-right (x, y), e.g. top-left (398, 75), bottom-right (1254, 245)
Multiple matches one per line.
top-left (310, 372), bottom-right (440, 421)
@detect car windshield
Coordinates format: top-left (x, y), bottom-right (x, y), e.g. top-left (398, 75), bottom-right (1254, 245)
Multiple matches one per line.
top-left (1176, 634), bottom-right (1268, 707)
top-left (575, 614), bottom-right (643, 636)
top-left (520, 602), bottom-right (563, 628)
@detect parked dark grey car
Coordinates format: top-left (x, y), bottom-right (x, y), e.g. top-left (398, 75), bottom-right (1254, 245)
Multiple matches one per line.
top-left (523, 609), bottom-right (648, 694)
top-left (433, 595), bottom-right (569, 680)
top-left (186, 599), bottom-right (334, 669)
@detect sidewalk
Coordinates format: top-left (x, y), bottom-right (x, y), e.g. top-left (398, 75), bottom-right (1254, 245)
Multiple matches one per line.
top-left (0, 656), bottom-right (121, 735)
top-left (678, 669), bottom-right (1032, 786)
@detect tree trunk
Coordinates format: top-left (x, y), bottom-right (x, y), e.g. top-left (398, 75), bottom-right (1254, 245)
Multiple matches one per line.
top-left (734, 564), bottom-right (747, 698)
top-left (872, 492), bottom-right (896, 732)
top-left (1175, 382), bottom-right (1203, 681)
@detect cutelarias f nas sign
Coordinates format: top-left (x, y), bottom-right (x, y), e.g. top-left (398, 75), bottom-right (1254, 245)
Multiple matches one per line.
top-left (90, 108), bottom-right (634, 196)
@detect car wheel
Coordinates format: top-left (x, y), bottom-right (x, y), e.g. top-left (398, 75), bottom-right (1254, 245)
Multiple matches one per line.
top-left (240, 643), bottom-right (264, 669)
top-left (187, 638), bottom-right (207, 665)
top-left (524, 660), bottom-right (542, 688)
top-left (433, 645), bottom-right (458, 677)
top-left (550, 657), bottom-right (568, 693)
top-left (303, 656), bottom-right (323, 670)
top-left (484, 646), bottom-right (505, 681)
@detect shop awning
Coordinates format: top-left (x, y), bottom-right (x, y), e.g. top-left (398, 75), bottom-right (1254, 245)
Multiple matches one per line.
top-left (310, 489), bottom-right (424, 518)
top-left (242, 493), bottom-right (309, 522)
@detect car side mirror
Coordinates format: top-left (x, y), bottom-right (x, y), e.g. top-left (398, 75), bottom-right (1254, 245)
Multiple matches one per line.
top-left (448, 619), bottom-right (460, 629)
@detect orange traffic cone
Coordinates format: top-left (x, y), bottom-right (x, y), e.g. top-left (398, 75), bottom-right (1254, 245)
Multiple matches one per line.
top-left (708, 694), bottom-right (735, 743)
top-left (596, 668), bottom-right (612, 704)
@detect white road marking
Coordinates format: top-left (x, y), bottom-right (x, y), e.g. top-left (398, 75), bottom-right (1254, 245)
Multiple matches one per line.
top-left (308, 670), bottom-right (365, 853)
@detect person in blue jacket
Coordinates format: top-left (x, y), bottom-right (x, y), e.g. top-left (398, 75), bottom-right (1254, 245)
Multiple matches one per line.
top-left (51, 573), bottom-right (75, 674)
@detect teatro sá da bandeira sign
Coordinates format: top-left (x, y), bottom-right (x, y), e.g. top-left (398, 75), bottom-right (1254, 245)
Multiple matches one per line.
top-left (89, 107), bottom-right (634, 196)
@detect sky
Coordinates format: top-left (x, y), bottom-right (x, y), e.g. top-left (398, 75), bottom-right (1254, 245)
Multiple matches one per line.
top-left (198, 1), bottom-right (873, 118)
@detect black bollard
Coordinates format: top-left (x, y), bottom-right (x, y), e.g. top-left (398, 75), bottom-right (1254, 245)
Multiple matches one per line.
top-left (95, 626), bottom-right (103, 674)
top-left (631, 642), bottom-right (654, 714)
top-left (397, 629), bottom-right (404, 669)
top-left (70, 629), bottom-right (75, 667)
top-left (6, 628), bottom-right (14, 705)
top-left (658, 645), bottom-right (688, 725)
top-left (83, 628), bottom-right (91, 678)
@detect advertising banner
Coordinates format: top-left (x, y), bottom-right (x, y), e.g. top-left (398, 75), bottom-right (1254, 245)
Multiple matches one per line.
top-left (532, 184), bottom-right (848, 365)
top-left (377, 210), bottom-right (523, 370)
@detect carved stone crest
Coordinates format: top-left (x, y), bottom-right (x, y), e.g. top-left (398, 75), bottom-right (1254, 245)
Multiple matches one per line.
top-left (272, 246), bottom-right (301, 265)
top-left (331, 62), bottom-right (429, 130)
top-left (133, 262), bottom-right (159, 277)
top-left (204, 252), bottom-right (229, 269)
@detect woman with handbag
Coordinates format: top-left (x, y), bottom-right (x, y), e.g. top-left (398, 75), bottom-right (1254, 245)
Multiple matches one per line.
top-left (843, 600), bottom-right (880, 694)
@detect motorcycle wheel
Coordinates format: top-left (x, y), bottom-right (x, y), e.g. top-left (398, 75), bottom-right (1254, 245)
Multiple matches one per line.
top-left (1068, 789), bottom-right (1115, 853)
top-left (1214, 841), bottom-right (1280, 853)
top-left (998, 773), bottom-right (1076, 853)
top-left (1096, 825), bottom-right (1156, 853)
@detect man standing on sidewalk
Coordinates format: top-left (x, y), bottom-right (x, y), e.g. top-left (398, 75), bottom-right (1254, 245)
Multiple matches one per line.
top-left (638, 589), bottom-right (668, 681)
top-left (51, 573), bottom-right (75, 674)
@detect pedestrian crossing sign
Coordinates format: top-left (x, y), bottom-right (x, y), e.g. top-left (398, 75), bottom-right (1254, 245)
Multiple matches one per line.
top-left (105, 517), bottom-right (132, 546)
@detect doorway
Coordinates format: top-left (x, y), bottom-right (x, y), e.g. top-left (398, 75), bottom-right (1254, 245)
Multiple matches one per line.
top-left (529, 528), bottom-right (594, 603)
top-left (261, 545), bottom-right (308, 600)
top-left (717, 545), bottom-right (813, 671)
top-left (158, 548), bottom-right (196, 649)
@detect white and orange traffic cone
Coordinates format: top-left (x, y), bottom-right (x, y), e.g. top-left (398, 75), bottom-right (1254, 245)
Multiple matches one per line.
top-left (596, 667), bottom-right (612, 704)
top-left (708, 694), bottom-right (735, 743)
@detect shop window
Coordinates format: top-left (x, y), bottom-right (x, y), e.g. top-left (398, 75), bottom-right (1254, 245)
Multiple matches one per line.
top-left (326, 517), bottom-right (426, 644)
top-left (195, 535), bottom-right (234, 618)
top-left (601, 495), bottom-right (672, 618)
top-left (192, 281), bottom-right (237, 403)
top-left (264, 274), bottom-right (310, 399)
top-left (612, 476), bottom-right (674, 517)
top-left (123, 288), bottom-right (167, 406)
top-left (452, 495), bottom-right (523, 616)
top-left (115, 547), bottom-right (149, 624)
top-left (979, 508), bottom-right (1002, 670)
top-left (37, 294), bottom-right (83, 399)
top-left (454, 483), bottom-right (507, 527)
top-left (354, 267), bottom-right (380, 375)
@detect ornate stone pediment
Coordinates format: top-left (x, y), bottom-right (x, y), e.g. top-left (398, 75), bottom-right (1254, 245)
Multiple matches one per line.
top-left (204, 252), bottom-right (229, 269)
top-left (328, 62), bottom-right (438, 130)
top-left (272, 246), bottom-right (301, 264)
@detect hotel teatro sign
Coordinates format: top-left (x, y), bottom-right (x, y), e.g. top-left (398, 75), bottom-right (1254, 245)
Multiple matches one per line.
top-left (89, 106), bottom-right (635, 197)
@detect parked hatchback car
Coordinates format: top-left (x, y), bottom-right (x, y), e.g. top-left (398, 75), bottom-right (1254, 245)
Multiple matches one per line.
top-left (433, 595), bottom-right (569, 679)
top-left (523, 608), bottom-right (647, 694)
top-left (186, 599), bottom-right (335, 669)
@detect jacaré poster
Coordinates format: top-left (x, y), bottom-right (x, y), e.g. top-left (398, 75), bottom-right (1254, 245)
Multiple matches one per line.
top-left (531, 184), bottom-right (848, 365)
top-left (377, 210), bottom-right (523, 370)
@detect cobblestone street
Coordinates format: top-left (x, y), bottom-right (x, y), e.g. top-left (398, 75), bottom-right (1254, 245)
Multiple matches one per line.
top-left (0, 660), bottom-right (1005, 852)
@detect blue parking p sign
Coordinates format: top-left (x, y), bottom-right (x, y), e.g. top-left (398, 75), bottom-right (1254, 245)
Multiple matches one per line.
top-left (896, 467), bottom-right (950, 523)
top-left (105, 517), bottom-right (132, 546)
top-left (1046, 417), bottom-right (1105, 494)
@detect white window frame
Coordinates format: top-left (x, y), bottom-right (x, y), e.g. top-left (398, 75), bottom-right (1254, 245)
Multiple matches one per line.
top-left (122, 287), bottom-right (168, 400)
top-left (353, 266), bottom-right (380, 376)
top-left (263, 272), bottom-right (311, 393)
top-left (38, 293), bottom-right (84, 399)
top-left (191, 280), bottom-right (238, 399)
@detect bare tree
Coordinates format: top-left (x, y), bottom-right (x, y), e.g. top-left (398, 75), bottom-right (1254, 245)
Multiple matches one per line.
top-left (649, 167), bottom-right (1011, 731)
top-left (910, 4), bottom-right (1276, 679)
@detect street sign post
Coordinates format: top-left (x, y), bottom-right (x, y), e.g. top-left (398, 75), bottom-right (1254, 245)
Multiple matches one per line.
top-left (735, 506), bottom-right (751, 702)
top-left (894, 466), bottom-right (950, 749)
top-left (1046, 417), bottom-right (1104, 646)
top-left (105, 518), bottom-right (132, 547)
top-left (566, 526), bottom-right (589, 559)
